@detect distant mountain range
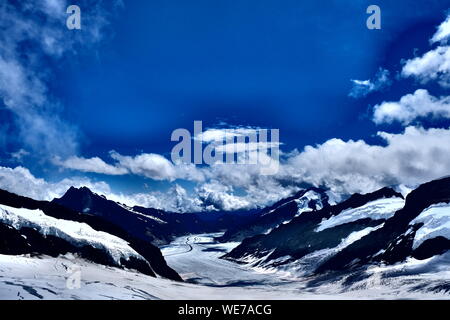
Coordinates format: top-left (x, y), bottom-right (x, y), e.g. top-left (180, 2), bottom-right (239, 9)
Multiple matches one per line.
top-left (1, 176), bottom-right (450, 295)
top-left (0, 185), bottom-right (259, 282)
top-left (54, 186), bottom-right (260, 245)
top-left (217, 187), bottom-right (329, 242)
top-left (223, 177), bottom-right (450, 282)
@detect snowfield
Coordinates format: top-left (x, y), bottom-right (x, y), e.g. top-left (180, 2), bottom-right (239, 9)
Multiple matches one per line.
top-left (0, 233), bottom-right (449, 299)
top-left (316, 197), bottom-right (405, 232)
top-left (410, 202), bottom-right (450, 249)
top-left (295, 190), bottom-right (325, 217)
top-left (240, 225), bottom-right (384, 277)
top-left (0, 204), bottom-right (145, 264)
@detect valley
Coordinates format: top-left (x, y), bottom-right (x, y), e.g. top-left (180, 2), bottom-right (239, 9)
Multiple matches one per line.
top-left (1, 232), bottom-right (449, 299)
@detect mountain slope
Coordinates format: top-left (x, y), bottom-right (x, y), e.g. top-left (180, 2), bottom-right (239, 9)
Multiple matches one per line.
top-left (224, 177), bottom-right (450, 282)
top-left (55, 186), bottom-right (261, 243)
top-left (223, 187), bottom-right (404, 273)
top-left (317, 177), bottom-right (450, 273)
top-left (0, 204), bottom-right (154, 276)
top-left (218, 188), bottom-right (329, 242)
top-left (0, 188), bottom-right (181, 281)
top-left (54, 187), bottom-right (172, 245)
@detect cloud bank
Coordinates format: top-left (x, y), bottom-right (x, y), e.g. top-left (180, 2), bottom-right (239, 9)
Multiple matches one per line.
top-left (373, 89), bottom-right (450, 125)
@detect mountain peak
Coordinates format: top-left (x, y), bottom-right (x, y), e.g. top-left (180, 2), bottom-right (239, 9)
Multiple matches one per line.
top-left (61, 186), bottom-right (96, 199)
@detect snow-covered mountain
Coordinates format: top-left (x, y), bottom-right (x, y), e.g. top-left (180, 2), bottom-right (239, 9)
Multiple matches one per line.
top-left (223, 187), bottom-right (405, 274)
top-left (53, 187), bottom-right (173, 246)
top-left (0, 188), bottom-right (182, 281)
top-left (318, 176), bottom-right (450, 273)
top-left (0, 204), bottom-right (155, 275)
top-left (218, 187), bottom-right (329, 242)
top-left (2, 177), bottom-right (450, 299)
top-left (223, 177), bottom-right (450, 285)
top-left (55, 187), bottom-right (261, 246)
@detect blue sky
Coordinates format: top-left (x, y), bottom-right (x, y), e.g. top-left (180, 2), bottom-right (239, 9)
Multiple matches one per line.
top-left (2, 0), bottom-right (450, 211)
top-left (57, 0), bottom-right (449, 150)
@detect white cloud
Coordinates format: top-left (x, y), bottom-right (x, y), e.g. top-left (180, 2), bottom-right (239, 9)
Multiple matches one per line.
top-left (106, 184), bottom-right (205, 213)
top-left (0, 166), bottom-right (111, 201)
top-left (283, 126), bottom-right (450, 195)
top-left (216, 141), bottom-right (280, 154)
top-left (195, 182), bottom-right (252, 211)
top-left (349, 68), bottom-right (391, 98)
top-left (110, 151), bottom-right (177, 181)
top-left (109, 151), bottom-right (206, 182)
top-left (5, 126), bottom-right (450, 212)
top-left (402, 46), bottom-right (450, 87)
top-left (0, 164), bottom-right (202, 212)
top-left (0, 165), bottom-right (225, 213)
top-left (54, 151), bottom-right (206, 182)
top-left (373, 89), bottom-right (450, 125)
top-left (431, 14), bottom-right (450, 44)
top-left (54, 156), bottom-right (128, 175)
top-left (194, 127), bottom-right (260, 143)
top-left (399, 14), bottom-right (450, 87)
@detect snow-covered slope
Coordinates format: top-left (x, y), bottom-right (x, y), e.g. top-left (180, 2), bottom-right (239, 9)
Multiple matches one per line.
top-left (224, 187), bottom-right (403, 272)
top-left (225, 178), bottom-right (450, 287)
top-left (316, 197), bottom-right (404, 232)
top-left (295, 190), bottom-right (326, 217)
top-left (0, 204), bottom-right (144, 265)
top-left (218, 188), bottom-right (329, 242)
top-left (53, 187), bottom-right (173, 245)
top-left (1, 235), bottom-right (449, 300)
top-left (316, 177), bottom-right (450, 273)
top-left (410, 202), bottom-right (450, 249)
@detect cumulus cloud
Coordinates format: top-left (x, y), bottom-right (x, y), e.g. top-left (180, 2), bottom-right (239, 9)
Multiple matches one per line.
top-left (195, 126), bottom-right (280, 156)
top-left (0, 165), bottom-right (111, 201)
top-left (349, 68), bottom-right (391, 98)
top-left (53, 156), bottom-right (128, 175)
top-left (431, 14), bottom-right (450, 44)
top-left (50, 124), bottom-right (450, 211)
top-left (109, 151), bottom-right (177, 181)
top-left (54, 150), bottom-right (206, 181)
top-left (399, 14), bottom-right (450, 87)
top-left (110, 151), bottom-right (206, 182)
top-left (283, 126), bottom-right (450, 195)
top-left (215, 141), bottom-right (280, 154)
top-left (373, 89), bottom-right (450, 125)
top-left (402, 46), bottom-right (450, 87)
top-left (195, 182), bottom-right (252, 211)
top-left (110, 179), bottom-right (297, 212)
top-left (106, 184), bottom-right (205, 213)
top-left (5, 126), bottom-right (450, 212)
top-left (0, 164), bottom-right (201, 212)
top-left (0, 164), bottom-right (248, 213)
